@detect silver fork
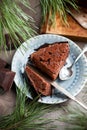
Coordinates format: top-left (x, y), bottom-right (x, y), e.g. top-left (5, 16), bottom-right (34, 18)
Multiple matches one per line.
top-left (51, 81), bottom-right (87, 110)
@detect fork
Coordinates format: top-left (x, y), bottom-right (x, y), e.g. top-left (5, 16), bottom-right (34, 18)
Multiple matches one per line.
top-left (51, 81), bottom-right (87, 110)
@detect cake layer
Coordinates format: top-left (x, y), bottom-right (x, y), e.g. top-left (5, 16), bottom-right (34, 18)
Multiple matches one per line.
top-left (25, 65), bottom-right (51, 96)
top-left (30, 42), bottom-right (70, 80)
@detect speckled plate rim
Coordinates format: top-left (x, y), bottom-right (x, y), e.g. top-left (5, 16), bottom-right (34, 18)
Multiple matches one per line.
top-left (11, 34), bottom-right (87, 104)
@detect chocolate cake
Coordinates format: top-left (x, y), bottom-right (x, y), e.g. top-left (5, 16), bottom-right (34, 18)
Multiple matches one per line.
top-left (0, 68), bottom-right (15, 91)
top-left (25, 65), bottom-right (51, 96)
top-left (30, 42), bottom-right (70, 80)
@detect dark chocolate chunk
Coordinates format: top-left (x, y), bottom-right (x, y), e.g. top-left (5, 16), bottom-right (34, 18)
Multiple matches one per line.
top-left (0, 68), bottom-right (15, 91)
top-left (0, 58), bottom-right (8, 68)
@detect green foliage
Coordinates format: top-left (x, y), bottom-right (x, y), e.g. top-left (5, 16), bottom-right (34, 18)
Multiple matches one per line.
top-left (40, 0), bottom-right (78, 25)
top-left (59, 106), bottom-right (87, 130)
top-left (0, 87), bottom-right (55, 130)
top-left (0, 0), bottom-right (36, 51)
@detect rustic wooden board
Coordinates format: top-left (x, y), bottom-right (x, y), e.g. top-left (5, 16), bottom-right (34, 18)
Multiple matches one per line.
top-left (41, 9), bottom-right (87, 41)
top-left (70, 7), bottom-right (87, 29)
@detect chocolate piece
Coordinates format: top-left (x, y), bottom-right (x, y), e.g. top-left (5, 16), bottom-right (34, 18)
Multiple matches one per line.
top-left (0, 58), bottom-right (8, 68)
top-left (25, 65), bottom-right (51, 96)
top-left (30, 42), bottom-right (70, 80)
top-left (0, 69), bottom-right (15, 91)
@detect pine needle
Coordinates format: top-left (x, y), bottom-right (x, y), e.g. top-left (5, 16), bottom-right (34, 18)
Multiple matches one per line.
top-left (40, 0), bottom-right (78, 25)
top-left (0, 86), bottom-right (55, 130)
top-left (58, 106), bottom-right (87, 130)
top-left (0, 0), bottom-right (36, 51)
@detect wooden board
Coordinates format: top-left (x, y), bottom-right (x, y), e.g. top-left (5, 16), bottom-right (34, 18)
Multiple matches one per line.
top-left (41, 9), bottom-right (87, 41)
top-left (70, 7), bottom-right (87, 29)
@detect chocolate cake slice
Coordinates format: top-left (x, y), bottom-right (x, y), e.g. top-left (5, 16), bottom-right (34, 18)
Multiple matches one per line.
top-left (25, 65), bottom-right (51, 96)
top-left (0, 69), bottom-right (15, 91)
top-left (30, 42), bottom-right (70, 80)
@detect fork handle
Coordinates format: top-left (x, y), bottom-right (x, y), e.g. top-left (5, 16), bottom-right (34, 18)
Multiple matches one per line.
top-left (73, 98), bottom-right (87, 110)
top-left (74, 45), bottom-right (87, 64)
top-left (51, 81), bottom-right (87, 110)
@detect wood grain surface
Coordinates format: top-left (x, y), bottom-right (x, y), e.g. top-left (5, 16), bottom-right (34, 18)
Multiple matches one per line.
top-left (70, 7), bottom-right (87, 29)
top-left (41, 8), bottom-right (87, 41)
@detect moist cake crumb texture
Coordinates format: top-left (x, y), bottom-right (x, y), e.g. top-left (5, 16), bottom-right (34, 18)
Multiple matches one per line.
top-left (25, 65), bottom-right (52, 96)
top-left (30, 42), bottom-right (70, 80)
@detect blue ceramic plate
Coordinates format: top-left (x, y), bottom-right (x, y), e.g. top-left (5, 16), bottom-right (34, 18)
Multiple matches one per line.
top-left (11, 34), bottom-right (87, 104)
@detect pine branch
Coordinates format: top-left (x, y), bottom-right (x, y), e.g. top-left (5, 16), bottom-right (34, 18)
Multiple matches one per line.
top-left (0, 86), bottom-right (55, 130)
top-left (57, 83), bottom-right (87, 130)
top-left (40, 0), bottom-right (78, 25)
top-left (59, 107), bottom-right (87, 130)
top-left (0, 0), bottom-right (36, 51)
